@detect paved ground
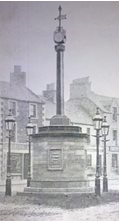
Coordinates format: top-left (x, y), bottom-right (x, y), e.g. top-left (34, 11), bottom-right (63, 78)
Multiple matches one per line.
top-left (0, 192), bottom-right (119, 220)
top-left (0, 201), bottom-right (119, 220)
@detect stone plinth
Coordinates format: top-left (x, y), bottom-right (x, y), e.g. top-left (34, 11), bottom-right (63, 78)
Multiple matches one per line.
top-left (50, 115), bottom-right (71, 126)
top-left (25, 125), bottom-right (89, 193)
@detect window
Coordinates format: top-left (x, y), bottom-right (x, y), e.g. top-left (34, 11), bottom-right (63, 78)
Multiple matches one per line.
top-left (29, 104), bottom-right (37, 118)
top-left (113, 107), bottom-right (117, 121)
top-left (9, 101), bottom-right (17, 116)
top-left (8, 153), bottom-right (29, 179)
top-left (33, 125), bottom-right (38, 134)
top-left (87, 154), bottom-right (92, 167)
top-left (10, 153), bottom-right (22, 174)
top-left (112, 154), bottom-right (118, 168)
top-left (113, 130), bottom-right (117, 145)
top-left (11, 123), bottom-right (17, 142)
top-left (87, 128), bottom-right (90, 143)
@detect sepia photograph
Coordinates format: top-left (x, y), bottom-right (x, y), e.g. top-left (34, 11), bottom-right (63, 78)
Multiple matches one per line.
top-left (0, 0), bottom-right (119, 220)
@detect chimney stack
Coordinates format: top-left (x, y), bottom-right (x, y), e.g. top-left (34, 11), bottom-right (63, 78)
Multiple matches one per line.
top-left (10, 65), bottom-right (26, 87)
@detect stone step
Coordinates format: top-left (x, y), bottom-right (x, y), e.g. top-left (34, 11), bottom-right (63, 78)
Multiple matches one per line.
top-left (24, 187), bottom-right (93, 194)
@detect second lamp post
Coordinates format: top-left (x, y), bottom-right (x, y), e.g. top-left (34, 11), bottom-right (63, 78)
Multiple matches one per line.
top-left (26, 117), bottom-right (34, 187)
top-left (101, 116), bottom-right (109, 192)
top-left (93, 107), bottom-right (103, 196)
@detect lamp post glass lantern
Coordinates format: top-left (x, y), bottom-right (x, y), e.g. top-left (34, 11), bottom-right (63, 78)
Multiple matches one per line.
top-left (101, 116), bottom-right (109, 136)
top-left (101, 116), bottom-right (109, 192)
top-left (93, 108), bottom-right (103, 130)
top-left (93, 107), bottom-right (103, 196)
top-left (5, 109), bottom-right (15, 196)
top-left (26, 117), bottom-right (34, 187)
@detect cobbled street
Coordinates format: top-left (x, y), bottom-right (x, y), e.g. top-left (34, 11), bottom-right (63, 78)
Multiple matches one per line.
top-left (0, 193), bottom-right (119, 220)
top-left (1, 201), bottom-right (119, 221)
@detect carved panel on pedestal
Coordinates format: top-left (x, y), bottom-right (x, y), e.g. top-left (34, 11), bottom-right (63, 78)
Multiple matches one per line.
top-left (48, 148), bottom-right (63, 170)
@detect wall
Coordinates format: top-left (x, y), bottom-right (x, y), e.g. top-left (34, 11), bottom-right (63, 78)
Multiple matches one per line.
top-left (30, 133), bottom-right (89, 191)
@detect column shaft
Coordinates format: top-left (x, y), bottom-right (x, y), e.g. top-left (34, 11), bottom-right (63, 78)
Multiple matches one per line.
top-left (55, 44), bottom-right (65, 115)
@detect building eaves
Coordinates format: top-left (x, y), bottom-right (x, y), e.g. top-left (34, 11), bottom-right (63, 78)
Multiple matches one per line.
top-left (88, 92), bottom-right (110, 113)
top-left (91, 91), bottom-right (119, 112)
top-left (0, 81), bottom-right (43, 103)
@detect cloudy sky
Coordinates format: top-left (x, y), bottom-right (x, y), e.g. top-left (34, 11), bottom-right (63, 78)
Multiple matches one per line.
top-left (0, 1), bottom-right (119, 99)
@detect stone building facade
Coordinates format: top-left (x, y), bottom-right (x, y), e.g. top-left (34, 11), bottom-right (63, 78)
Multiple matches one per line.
top-left (0, 65), bottom-right (44, 192)
top-left (41, 78), bottom-right (119, 189)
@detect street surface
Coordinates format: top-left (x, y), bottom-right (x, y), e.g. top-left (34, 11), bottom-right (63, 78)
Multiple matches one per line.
top-left (0, 196), bottom-right (119, 220)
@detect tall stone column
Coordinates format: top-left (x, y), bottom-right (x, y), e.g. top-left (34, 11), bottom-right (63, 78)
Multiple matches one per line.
top-left (50, 5), bottom-right (70, 126)
top-left (55, 44), bottom-right (65, 115)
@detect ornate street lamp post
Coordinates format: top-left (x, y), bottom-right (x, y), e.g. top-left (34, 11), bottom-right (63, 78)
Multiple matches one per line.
top-left (101, 116), bottom-right (109, 192)
top-left (26, 117), bottom-right (34, 187)
top-left (93, 107), bottom-right (103, 196)
top-left (5, 109), bottom-right (15, 196)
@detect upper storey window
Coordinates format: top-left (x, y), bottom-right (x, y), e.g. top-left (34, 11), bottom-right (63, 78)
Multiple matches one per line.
top-left (113, 107), bottom-right (117, 122)
top-left (113, 130), bottom-right (118, 146)
top-left (87, 128), bottom-right (90, 143)
top-left (9, 101), bottom-right (17, 116)
top-left (29, 103), bottom-right (37, 118)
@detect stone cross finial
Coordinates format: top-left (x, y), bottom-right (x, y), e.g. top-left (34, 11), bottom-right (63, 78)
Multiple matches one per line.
top-left (55, 5), bottom-right (66, 28)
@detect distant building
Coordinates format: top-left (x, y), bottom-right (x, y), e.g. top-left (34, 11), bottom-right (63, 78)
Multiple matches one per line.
top-left (42, 77), bottom-right (119, 187)
top-left (0, 65), bottom-right (44, 192)
top-left (43, 83), bottom-right (56, 103)
top-left (40, 83), bottom-right (56, 126)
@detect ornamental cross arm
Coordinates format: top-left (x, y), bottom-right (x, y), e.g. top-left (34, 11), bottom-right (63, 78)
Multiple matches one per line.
top-left (55, 14), bottom-right (67, 21)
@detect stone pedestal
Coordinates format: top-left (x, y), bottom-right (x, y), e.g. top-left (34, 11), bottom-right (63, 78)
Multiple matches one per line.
top-left (50, 115), bottom-right (71, 126)
top-left (24, 125), bottom-right (90, 193)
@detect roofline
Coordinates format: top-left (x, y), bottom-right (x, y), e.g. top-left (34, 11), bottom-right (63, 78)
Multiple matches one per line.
top-left (92, 91), bottom-right (119, 101)
top-left (0, 96), bottom-right (45, 104)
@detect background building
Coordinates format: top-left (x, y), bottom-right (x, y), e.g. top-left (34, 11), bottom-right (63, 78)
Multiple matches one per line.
top-left (0, 65), bottom-right (44, 192)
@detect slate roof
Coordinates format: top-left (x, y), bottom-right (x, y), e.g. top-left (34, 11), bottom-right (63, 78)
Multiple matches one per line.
top-left (0, 81), bottom-right (44, 103)
top-left (88, 92), bottom-right (111, 113)
top-left (90, 92), bottom-right (119, 112)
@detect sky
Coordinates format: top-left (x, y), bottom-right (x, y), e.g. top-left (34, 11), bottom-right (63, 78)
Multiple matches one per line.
top-left (0, 1), bottom-right (119, 100)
